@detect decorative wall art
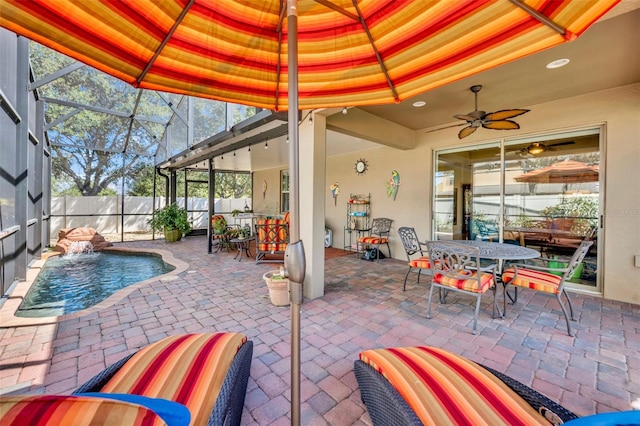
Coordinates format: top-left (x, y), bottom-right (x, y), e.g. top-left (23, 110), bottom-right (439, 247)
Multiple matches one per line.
top-left (262, 179), bottom-right (267, 199)
top-left (330, 182), bottom-right (340, 206)
top-left (355, 158), bottom-right (368, 175)
top-left (387, 170), bottom-right (400, 200)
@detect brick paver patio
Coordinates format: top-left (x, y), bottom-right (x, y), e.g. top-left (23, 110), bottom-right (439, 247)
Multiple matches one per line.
top-left (1, 235), bottom-right (638, 424)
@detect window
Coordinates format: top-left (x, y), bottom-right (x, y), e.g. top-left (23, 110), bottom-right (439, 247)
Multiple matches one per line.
top-left (280, 170), bottom-right (289, 213)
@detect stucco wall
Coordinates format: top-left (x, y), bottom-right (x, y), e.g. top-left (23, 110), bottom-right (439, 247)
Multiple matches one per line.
top-left (252, 167), bottom-right (286, 216)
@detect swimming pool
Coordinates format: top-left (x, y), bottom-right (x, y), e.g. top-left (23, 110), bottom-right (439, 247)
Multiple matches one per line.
top-left (16, 251), bottom-right (175, 317)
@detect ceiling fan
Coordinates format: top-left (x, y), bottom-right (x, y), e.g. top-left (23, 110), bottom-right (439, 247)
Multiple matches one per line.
top-left (517, 140), bottom-right (576, 156)
top-left (452, 85), bottom-right (530, 139)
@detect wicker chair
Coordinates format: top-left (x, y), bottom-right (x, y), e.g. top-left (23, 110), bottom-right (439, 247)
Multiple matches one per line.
top-left (2, 333), bottom-right (253, 426)
top-left (355, 346), bottom-right (577, 426)
top-left (357, 217), bottom-right (392, 262)
top-left (75, 333), bottom-right (253, 426)
top-left (425, 240), bottom-right (499, 335)
top-left (502, 240), bottom-right (593, 336)
top-left (397, 227), bottom-right (431, 290)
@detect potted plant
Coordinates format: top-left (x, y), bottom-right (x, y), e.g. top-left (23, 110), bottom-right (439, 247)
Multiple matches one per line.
top-left (262, 268), bottom-right (290, 306)
top-left (148, 203), bottom-right (191, 242)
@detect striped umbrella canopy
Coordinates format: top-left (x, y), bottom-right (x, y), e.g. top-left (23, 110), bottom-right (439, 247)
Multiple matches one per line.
top-left (0, 1), bottom-right (618, 422)
top-left (514, 160), bottom-right (599, 184)
top-left (0, 0), bottom-right (619, 111)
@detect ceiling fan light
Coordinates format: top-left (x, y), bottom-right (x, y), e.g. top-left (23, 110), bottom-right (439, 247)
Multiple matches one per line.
top-left (527, 143), bottom-right (545, 155)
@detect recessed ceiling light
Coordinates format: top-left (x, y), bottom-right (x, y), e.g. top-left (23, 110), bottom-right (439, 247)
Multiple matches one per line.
top-left (546, 58), bottom-right (570, 69)
top-left (412, 100), bottom-right (426, 107)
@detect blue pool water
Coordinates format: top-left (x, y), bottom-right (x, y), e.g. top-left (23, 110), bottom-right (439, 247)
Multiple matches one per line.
top-left (16, 251), bottom-right (174, 317)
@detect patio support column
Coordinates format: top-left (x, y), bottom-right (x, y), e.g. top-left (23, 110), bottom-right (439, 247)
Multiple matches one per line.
top-left (298, 111), bottom-right (326, 300)
top-left (14, 36), bottom-right (29, 280)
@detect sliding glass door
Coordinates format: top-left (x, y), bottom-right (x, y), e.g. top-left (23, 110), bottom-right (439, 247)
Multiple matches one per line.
top-left (433, 129), bottom-right (602, 291)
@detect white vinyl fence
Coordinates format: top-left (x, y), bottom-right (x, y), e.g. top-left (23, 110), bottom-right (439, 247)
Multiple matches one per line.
top-left (50, 196), bottom-right (249, 240)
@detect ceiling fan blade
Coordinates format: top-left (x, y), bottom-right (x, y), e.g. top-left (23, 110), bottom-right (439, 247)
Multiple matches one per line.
top-left (424, 122), bottom-right (467, 133)
top-left (458, 126), bottom-right (477, 139)
top-left (482, 120), bottom-right (520, 130)
top-left (548, 141), bottom-right (575, 147)
top-left (453, 114), bottom-right (476, 121)
top-left (484, 109), bottom-right (530, 121)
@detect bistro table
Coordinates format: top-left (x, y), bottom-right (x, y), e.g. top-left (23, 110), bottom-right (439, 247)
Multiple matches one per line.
top-left (230, 236), bottom-right (253, 261)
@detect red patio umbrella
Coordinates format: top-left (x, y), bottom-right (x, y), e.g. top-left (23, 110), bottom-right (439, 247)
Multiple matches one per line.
top-left (0, 1), bottom-right (619, 422)
top-left (514, 159), bottom-right (599, 184)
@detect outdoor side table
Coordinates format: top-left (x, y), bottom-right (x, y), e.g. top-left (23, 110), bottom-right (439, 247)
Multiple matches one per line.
top-left (230, 236), bottom-right (253, 261)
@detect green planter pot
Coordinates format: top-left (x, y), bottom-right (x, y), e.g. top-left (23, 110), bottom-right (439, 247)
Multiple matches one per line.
top-left (164, 229), bottom-right (182, 242)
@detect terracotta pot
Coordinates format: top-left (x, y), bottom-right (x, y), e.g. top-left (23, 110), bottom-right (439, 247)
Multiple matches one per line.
top-left (164, 229), bottom-right (182, 242)
top-left (262, 271), bottom-right (290, 306)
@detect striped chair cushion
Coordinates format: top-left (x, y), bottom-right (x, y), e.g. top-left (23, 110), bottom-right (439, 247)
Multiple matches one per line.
top-left (502, 268), bottom-right (562, 294)
top-left (256, 219), bottom-right (287, 242)
top-left (101, 333), bottom-right (246, 426)
top-left (359, 346), bottom-right (548, 425)
top-left (0, 395), bottom-right (166, 425)
top-left (409, 256), bottom-right (431, 269)
top-left (433, 270), bottom-right (494, 293)
top-left (257, 242), bottom-right (288, 252)
top-left (357, 236), bottom-right (388, 244)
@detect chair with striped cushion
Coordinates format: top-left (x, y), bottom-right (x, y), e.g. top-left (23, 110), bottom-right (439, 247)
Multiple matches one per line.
top-left (74, 333), bottom-right (253, 426)
top-left (357, 218), bottom-right (392, 262)
top-left (354, 345), bottom-right (577, 426)
top-left (501, 240), bottom-right (593, 336)
top-left (397, 227), bottom-right (431, 290)
top-left (255, 215), bottom-right (290, 264)
top-left (425, 241), bottom-right (499, 335)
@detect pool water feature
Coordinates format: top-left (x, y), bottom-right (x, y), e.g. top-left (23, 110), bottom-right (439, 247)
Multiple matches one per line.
top-left (16, 251), bottom-right (174, 317)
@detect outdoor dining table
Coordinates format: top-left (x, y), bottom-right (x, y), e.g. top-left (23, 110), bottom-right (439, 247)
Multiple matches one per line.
top-left (452, 240), bottom-right (541, 263)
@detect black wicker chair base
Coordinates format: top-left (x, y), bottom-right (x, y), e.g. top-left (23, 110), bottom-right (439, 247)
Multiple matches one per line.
top-left (354, 359), bottom-right (577, 426)
top-left (75, 340), bottom-right (253, 426)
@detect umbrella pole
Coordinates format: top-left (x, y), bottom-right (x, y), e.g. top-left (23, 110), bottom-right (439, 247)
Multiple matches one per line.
top-left (286, 1), bottom-right (304, 425)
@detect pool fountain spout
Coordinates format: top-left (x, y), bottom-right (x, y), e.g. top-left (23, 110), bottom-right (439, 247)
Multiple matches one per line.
top-left (68, 241), bottom-right (94, 255)
top-left (54, 227), bottom-right (112, 254)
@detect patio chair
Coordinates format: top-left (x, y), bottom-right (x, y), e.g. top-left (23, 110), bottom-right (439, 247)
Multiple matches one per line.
top-left (397, 227), bottom-right (431, 290)
top-left (425, 241), bottom-right (499, 335)
top-left (1, 333), bottom-right (253, 426)
top-left (354, 345), bottom-right (577, 426)
top-left (255, 212), bottom-right (289, 264)
top-left (357, 218), bottom-right (392, 262)
top-left (501, 240), bottom-right (593, 336)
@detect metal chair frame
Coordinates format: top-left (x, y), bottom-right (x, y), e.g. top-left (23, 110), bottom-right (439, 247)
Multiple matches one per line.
top-left (502, 240), bottom-right (593, 336)
top-left (426, 241), bottom-right (499, 335)
top-left (397, 227), bottom-right (431, 290)
top-left (357, 217), bottom-right (393, 262)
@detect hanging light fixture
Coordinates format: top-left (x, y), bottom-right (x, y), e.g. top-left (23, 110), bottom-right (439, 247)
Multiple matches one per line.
top-left (286, 135), bottom-right (289, 144)
top-left (342, 106), bottom-right (347, 114)
top-left (248, 145), bottom-right (251, 152)
top-left (264, 139), bottom-right (269, 149)
top-left (233, 150), bottom-right (236, 156)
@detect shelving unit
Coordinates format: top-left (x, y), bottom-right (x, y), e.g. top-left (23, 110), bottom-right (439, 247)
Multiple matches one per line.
top-left (344, 193), bottom-right (370, 252)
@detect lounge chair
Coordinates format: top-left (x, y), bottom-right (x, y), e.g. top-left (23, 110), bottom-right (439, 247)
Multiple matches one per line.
top-left (355, 345), bottom-right (577, 426)
top-left (1, 333), bottom-right (253, 426)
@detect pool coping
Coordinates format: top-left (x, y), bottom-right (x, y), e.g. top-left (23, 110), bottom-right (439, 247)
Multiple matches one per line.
top-left (0, 246), bottom-right (188, 328)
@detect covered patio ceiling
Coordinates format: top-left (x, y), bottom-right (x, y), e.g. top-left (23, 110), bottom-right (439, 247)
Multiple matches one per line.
top-left (17, 1), bottom-right (640, 173)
